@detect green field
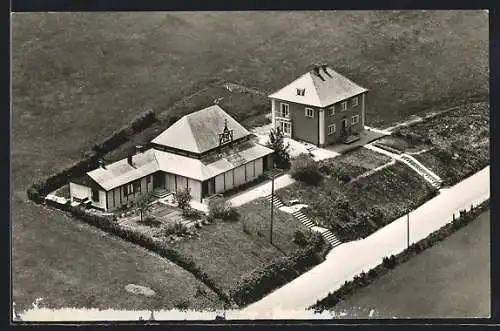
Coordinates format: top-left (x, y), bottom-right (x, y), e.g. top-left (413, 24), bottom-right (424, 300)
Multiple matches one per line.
top-left (12, 11), bottom-right (488, 310)
top-left (330, 209), bottom-right (490, 318)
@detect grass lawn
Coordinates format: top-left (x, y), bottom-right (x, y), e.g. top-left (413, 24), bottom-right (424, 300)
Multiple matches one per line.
top-left (330, 209), bottom-right (490, 318)
top-left (318, 147), bottom-right (392, 181)
top-left (12, 11), bottom-right (488, 310)
top-left (279, 160), bottom-right (435, 241)
top-left (169, 198), bottom-right (310, 292)
top-left (374, 136), bottom-right (430, 154)
top-left (12, 203), bottom-right (223, 313)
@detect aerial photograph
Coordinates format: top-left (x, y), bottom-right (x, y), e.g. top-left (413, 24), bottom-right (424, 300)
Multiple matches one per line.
top-left (11, 10), bottom-right (490, 321)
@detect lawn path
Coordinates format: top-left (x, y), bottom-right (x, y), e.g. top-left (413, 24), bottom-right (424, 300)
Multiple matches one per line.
top-left (233, 166), bottom-right (489, 318)
top-left (229, 174), bottom-right (296, 207)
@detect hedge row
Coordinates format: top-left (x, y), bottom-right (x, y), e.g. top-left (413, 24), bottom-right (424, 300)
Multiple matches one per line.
top-left (44, 199), bottom-right (232, 306)
top-left (229, 232), bottom-right (330, 306)
top-left (311, 199), bottom-right (490, 312)
top-left (93, 109), bottom-right (156, 155)
top-left (26, 109), bottom-right (158, 200)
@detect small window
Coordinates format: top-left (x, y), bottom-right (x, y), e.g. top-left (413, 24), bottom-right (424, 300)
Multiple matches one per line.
top-left (329, 106), bottom-right (335, 117)
top-left (124, 183), bottom-right (134, 196)
top-left (328, 124), bottom-right (336, 135)
top-left (282, 121), bottom-right (291, 134)
top-left (352, 115), bottom-right (360, 124)
top-left (296, 88), bottom-right (305, 96)
top-left (92, 188), bottom-right (99, 202)
top-left (352, 96), bottom-right (359, 107)
top-left (279, 103), bottom-right (290, 118)
top-left (305, 108), bottom-right (314, 118)
top-left (341, 101), bottom-right (348, 111)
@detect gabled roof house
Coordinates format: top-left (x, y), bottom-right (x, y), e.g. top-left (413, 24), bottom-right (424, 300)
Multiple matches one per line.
top-left (70, 105), bottom-right (274, 211)
top-left (270, 64), bottom-right (368, 146)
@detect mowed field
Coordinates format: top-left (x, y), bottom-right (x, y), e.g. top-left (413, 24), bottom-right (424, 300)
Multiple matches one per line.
top-left (331, 209), bottom-right (491, 318)
top-left (12, 11), bottom-right (488, 311)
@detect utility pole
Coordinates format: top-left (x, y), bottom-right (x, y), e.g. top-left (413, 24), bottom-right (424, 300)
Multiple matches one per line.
top-left (270, 175), bottom-right (274, 244)
top-left (407, 211), bottom-right (410, 249)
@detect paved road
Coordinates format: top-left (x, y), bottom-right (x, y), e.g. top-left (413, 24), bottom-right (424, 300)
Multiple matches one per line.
top-left (233, 166), bottom-right (490, 319)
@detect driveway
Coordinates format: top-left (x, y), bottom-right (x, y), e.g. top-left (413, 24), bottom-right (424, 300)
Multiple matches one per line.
top-left (233, 166), bottom-right (490, 319)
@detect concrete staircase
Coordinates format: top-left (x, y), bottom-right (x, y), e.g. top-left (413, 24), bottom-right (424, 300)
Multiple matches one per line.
top-left (266, 168), bottom-right (283, 178)
top-left (151, 189), bottom-right (171, 199)
top-left (399, 154), bottom-right (442, 189)
top-left (264, 194), bottom-right (343, 248)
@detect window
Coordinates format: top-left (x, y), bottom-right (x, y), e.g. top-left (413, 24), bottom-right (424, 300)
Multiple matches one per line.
top-left (124, 183), bottom-right (135, 196)
top-left (279, 121), bottom-right (291, 135)
top-left (352, 115), bottom-right (360, 125)
top-left (352, 96), bottom-right (359, 107)
top-left (341, 101), bottom-right (348, 111)
top-left (133, 181), bottom-right (141, 194)
top-left (329, 106), bottom-right (335, 117)
top-left (279, 103), bottom-right (289, 118)
top-left (91, 188), bottom-right (99, 202)
top-left (328, 124), bottom-right (336, 135)
top-left (305, 108), bottom-right (314, 118)
top-left (296, 88), bottom-right (305, 96)
top-left (146, 176), bottom-right (151, 185)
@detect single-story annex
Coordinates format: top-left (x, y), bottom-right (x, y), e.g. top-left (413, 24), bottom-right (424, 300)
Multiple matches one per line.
top-left (69, 105), bottom-right (274, 211)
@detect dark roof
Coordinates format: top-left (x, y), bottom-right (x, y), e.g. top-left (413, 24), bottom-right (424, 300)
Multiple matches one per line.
top-left (151, 105), bottom-right (250, 154)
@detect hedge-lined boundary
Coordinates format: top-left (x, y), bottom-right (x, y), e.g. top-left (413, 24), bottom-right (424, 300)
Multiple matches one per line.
top-left (27, 109), bottom-right (158, 201)
top-left (229, 232), bottom-right (330, 307)
top-left (310, 199), bottom-right (490, 312)
top-left (43, 199), bottom-right (233, 306)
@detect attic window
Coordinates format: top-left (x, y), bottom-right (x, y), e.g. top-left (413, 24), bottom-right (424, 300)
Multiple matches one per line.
top-left (296, 88), bottom-right (305, 96)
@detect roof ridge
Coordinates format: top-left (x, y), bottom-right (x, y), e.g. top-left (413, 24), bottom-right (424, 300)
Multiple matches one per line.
top-left (184, 115), bottom-right (203, 153)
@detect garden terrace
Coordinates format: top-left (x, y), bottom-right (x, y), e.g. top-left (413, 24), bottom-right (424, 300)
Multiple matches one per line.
top-left (394, 102), bottom-right (489, 186)
top-left (278, 162), bottom-right (436, 242)
top-left (317, 147), bottom-right (392, 182)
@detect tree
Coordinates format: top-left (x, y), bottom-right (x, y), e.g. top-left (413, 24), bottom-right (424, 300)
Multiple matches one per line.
top-left (290, 153), bottom-right (322, 185)
top-left (266, 127), bottom-right (291, 169)
top-left (135, 192), bottom-right (154, 222)
top-left (173, 188), bottom-right (191, 210)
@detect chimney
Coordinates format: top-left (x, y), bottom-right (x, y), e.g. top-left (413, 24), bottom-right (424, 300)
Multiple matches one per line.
top-left (135, 145), bottom-right (144, 154)
top-left (98, 160), bottom-right (106, 169)
top-left (127, 154), bottom-right (133, 166)
top-left (321, 64), bottom-right (332, 77)
top-left (311, 64), bottom-right (324, 81)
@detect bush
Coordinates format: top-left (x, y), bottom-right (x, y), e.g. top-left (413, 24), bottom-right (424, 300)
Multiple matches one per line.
top-left (182, 207), bottom-right (203, 220)
top-left (290, 153), bottom-right (322, 185)
top-left (138, 216), bottom-right (162, 227)
top-left (173, 300), bottom-right (190, 311)
top-left (173, 188), bottom-right (191, 210)
top-left (162, 222), bottom-right (191, 237)
top-left (208, 196), bottom-right (239, 221)
top-left (293, 230), bottom-right (308, 247)
top-left (382, 255), bottom-right (398, 269)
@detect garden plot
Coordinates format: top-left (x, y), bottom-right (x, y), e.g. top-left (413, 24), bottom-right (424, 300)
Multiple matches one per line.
top-left (394, 102), bottom-right (489, 186)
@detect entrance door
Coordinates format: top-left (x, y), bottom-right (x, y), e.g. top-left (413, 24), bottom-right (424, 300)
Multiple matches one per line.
top-left (153, 173), bottom-right (165, 190)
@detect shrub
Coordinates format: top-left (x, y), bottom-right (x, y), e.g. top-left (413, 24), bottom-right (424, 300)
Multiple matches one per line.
top-left (182, 207), bottom-right (203, 220)
top-left (290, 153), bottom-right (322, 185)
top-left (208, 196), bottom-right (239, 221)
top-left (293, 230), bottom-right (308, 247)
top-left (173, 188), bottom-right (191, 210)
top-left (162, 222), bottom-right (191, 237)
top-left (266, 128), bottom-right (291, 169)
top-left (173, 300), bottom-right (190, 311)
top-left (382, 255), bottom-right (398, 269)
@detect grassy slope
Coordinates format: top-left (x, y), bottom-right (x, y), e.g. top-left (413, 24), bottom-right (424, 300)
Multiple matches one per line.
top-left (332, 209), bottom-right (490, 318)
top-left (170, 198), bottom-right (309, 291)
top-left (12, 11), bottom-right (488, 309)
